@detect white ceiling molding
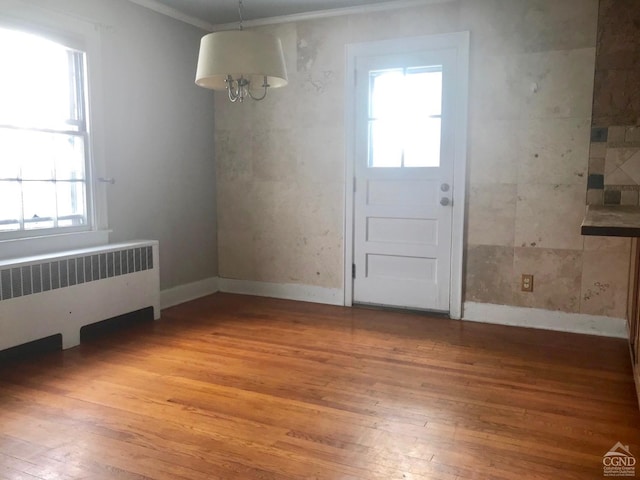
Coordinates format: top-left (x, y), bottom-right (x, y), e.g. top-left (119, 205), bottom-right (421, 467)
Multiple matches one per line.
top-left (211, 0), bottom-right (453, 31)
top-left (126, 0), bottom-right (215, 31)
top-left (126, 0), bottom-right (453, 32)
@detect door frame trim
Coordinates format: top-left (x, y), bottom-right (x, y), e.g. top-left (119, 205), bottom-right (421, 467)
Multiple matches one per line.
top-left (343, 32), bottom-right (469, 319)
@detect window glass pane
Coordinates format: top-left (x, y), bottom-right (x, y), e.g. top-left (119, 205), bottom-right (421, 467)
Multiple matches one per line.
top-left (17, 131), bottom-right (56, 181)
top-left (23, 181), bottom-right (56, 230)
top-left (369, 120), bottom-right (403, 167)
top-left (404, 118), bottom-right (441, 168)
top-left (370, 69), bottom-right (403, 119)
top-left (55, 135), bottom-right (85, 181)
top-left (0, 29), bottom-right (76, 131)
top-left (0, 128), bottom-right (22, 179)
top-left (0, 182), bottom-right (21, 231)
top-left (57, 181), bottom-right (86, 226)
top-left (368, 65), bottom-right (443, 168)
top-left (407, 68), bottom-right (442, 117)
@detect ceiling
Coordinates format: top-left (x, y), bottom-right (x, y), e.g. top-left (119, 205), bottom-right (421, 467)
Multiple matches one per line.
top-left (146, 0), bottom-right (407, 26)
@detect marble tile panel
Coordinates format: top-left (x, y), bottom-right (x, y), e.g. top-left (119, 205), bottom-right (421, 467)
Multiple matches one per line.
top-left (460, 0), bottom-right (528, 55)
top-left (460, 0), bottom-right (598, 55)
top-left (628, 126), bottom-right (640, 143)
top-left (589, 142), bottom-right (607, 159)
top-left (295, 127), bottom-right (345, 184)
top-left (513, 247), bottom-right (582, 313)
top-left (466, 184), bottom-right (517, 247)
top-left (586, 189), bottom-right (603, 205)
top-left (214, 128), bottom-right (253, 182)
top-left (469, 54), bottom-right (522, 121)
top-left (216, 180), bottom-right (257, 232)
top-left (580, 250), bottom-right (630, 318)
top-left (603, 189), bottom-right (621, 205)
top-left (620, 150), bottom-right (640, 184)
top-left (605, 168), bottom-right (635, 186)
top-left (248, 83), bottom-right (303, 131)
top-left (596, 0), bottom-right (640, 69)
top-left (621, 190), bottom-right (639, 206)
top-left (467, 119), bottom-right (519, 184)
top-left (251, 128), bottom-right (299, 182)
top-left (515, 184), bottom-right (586, 250)
top-left (588, 157), bottom-right (605, 176)
top-left (297, 17), bottom-right (349, 74)
top-left (464, 245), bottom-right (514, 305)
top-left (583, 235), bottom-right (631, 253)
top-left (518, 0), bottom-right (598, 53)
top-left (607, 126), bottom-right (627, 143)
top-left (517, 117), bottom-right (590, 185)
top-left (591, 127), bottom-right (609, 143)
top-left (346, 4), bottom-right (460, 44)
top-left (291, 233), bottom-right (344, 288)
top-left (605, 147), bottom-right (640, 174)
top-left (218, 229), bottom-right (257, 280)
top-left (592, 70), bottom-right (638, 126)
top-left (519, 48), bottom-right (596, 120)
top-left (294, 181), bottom-right (344, 239)
top-left (252, 230), bottom-right (343, 288)
top-left (249, 180), bottom-right (301, 240)
top-left (587, 174), bottom-right (604, 189)
top-left (292, 76), bottom-right (344, 129)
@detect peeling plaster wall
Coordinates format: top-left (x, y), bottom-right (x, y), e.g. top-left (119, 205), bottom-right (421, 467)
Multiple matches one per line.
top-left (215, 0), bottom-right (628, 319)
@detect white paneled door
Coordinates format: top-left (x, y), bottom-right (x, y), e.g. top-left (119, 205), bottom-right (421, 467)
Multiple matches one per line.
top-left (350, 39), bottom-right (465, 313)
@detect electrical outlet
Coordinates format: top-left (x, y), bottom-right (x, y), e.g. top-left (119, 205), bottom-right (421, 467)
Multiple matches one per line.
top-left (521, 274), bottom-right (534, 292)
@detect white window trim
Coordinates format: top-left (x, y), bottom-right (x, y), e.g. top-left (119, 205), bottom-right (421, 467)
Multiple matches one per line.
top-left (0, 5), bottom-right (109, 259)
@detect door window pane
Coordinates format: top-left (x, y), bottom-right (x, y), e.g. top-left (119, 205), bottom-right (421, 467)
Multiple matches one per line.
top-left (368, 65), bottom-right (443, 168)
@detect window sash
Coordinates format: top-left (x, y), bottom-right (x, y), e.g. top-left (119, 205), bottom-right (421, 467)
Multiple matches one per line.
top-left (0, 28), bottom-right (92, 240)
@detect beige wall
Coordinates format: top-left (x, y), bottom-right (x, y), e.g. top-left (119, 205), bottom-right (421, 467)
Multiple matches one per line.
top-left (1, 0), bottom-right (218, 290)
top-left (215, 0), bottom-right (628, 319)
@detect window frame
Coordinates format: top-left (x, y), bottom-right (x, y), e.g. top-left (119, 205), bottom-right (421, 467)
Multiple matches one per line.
top-left (0, 12), bottom-right (109, 259)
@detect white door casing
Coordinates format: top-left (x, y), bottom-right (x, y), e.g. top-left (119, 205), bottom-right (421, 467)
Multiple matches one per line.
top-left (344, 32), bottom-right (469, 318)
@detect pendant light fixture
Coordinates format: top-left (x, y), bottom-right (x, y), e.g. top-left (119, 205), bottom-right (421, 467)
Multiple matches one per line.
top-left (195, 0), bottom-right (288, 102)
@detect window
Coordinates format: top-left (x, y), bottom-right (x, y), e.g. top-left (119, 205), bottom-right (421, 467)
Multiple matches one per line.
top-left (368, 65), bottom-right (443, 168)
top-left (0, 27), bottom-right (91, 238)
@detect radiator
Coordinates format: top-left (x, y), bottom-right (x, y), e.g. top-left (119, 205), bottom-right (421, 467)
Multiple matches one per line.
top-left (0, 240), bottom-right (160, 351)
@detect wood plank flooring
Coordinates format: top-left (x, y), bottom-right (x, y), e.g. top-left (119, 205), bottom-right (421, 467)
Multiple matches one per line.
top-left (1, 292), bottom-right (639, 479)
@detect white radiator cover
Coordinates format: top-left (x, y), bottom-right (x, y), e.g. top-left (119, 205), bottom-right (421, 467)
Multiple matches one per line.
top-left (0, 240), bottom-right (160, 350)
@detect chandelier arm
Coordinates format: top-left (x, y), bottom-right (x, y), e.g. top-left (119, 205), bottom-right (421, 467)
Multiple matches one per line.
top-left (225, 76), bottom-right (242, 102)
top-left (248, 76), bottom-right (270, 101)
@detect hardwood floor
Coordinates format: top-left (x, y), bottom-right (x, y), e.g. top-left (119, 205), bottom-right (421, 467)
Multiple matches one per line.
top-left (1, 293), bottom-right (639, 479)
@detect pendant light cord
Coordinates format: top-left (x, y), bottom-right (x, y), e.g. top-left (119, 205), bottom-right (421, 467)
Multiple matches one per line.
top-left (238, 0), bottom-right (244, 30)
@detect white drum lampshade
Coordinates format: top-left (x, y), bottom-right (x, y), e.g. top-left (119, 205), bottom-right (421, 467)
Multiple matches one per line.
top-left (195, 30), bottom-right (288, 93)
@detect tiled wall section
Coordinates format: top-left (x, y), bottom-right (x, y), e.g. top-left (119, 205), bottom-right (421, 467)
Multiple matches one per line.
top-left (216, 0), bottom-right (630, 320)
top-left (591, 0), bottom-right (640, 126)
top-left (587, 126), bottom-right (640, 205)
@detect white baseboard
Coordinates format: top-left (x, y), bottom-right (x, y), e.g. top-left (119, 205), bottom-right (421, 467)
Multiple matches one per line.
top-left (160, 277), bottom-right (219, 310)
top-left (218, 278), bottom-right (344, 306)
top-left (463, 302), bottom-right (627, 338)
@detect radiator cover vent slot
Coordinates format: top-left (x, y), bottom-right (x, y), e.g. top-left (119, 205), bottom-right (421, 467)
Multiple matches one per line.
top-left (0, 246), bottom-right (154, 302)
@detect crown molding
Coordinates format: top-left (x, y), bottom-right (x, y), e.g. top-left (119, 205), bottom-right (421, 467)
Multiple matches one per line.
top-left (126, 0), bottom-right (453, 32)
top-left (126, 0), bottom-right (215, 31)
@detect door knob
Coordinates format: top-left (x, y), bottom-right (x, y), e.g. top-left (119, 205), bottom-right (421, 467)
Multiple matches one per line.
top-left (440, 197), bottom-right (451, 206)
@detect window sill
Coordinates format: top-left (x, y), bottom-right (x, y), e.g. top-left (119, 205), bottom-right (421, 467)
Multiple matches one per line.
top-left (0, 230), bottom-right (111, 261)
